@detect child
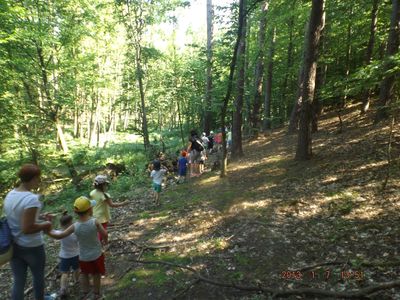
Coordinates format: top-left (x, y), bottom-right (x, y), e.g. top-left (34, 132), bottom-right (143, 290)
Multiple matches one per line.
top-left (90, 175), bottom-right (128, 240)
top-left (55, 212), bottom-right (80, 298)
top-left (178, 151), bottom-right (188, 184)
top-left (48, 196), bottom-right (108, 300)
top-left (150, 160), bottom-right (167, 206)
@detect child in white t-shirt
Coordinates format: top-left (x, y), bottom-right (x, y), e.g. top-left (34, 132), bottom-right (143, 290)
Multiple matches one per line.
top-left (55, 212), bottom-right (80, 298)
top-left (150, 160), bottom-right (167, 206)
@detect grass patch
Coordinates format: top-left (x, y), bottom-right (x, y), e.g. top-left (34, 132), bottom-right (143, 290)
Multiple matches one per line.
top-left (325, 190), bottom-right (360, 216)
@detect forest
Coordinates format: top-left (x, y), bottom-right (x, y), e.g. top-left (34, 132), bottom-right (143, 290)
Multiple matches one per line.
top-left (1, 0), bottom-right (400, 299)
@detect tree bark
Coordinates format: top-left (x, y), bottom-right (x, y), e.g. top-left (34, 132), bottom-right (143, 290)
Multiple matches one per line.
top-left (342, 6), bottom-right (353, 108)
top-left (375, 0), bottom-right (400, 123)
top-left (295, 0), bottom-right (325, 160)
top-left (251, 1), bottom-right (269, 137)
top-left (204, 0), bottom-right (213, 135)
top-left (136, 46), bottom-right (150, 149)
top-left (361, 0), bottom-right (379, 113)
top-left (281, 3), bottom-right (295, 120)
top-left (220, 0), bottom-right (246, 177)
top-left (232, 1), bottom-right (247, 159)
top-left (288, 66), bottom-right (305, 134)
top-left (311, 27), bottom-right (326, 133)
top-left (263, 27), bottom-right (276, 131)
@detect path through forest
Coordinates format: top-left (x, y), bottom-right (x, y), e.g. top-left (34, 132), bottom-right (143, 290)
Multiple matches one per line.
top-left (1, 104), bottom-right (400, 299)
top-left (100, 105), bottom-right (400, 299)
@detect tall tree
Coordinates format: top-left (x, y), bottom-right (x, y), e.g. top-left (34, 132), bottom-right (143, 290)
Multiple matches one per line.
top-left (263, 27), bottom-right (276, 131)
top-left (281, 1), bottom-right (296, 121)
top-left (232, 0), bottom-right (247, 159)
top-left (374, 0), bottom-right (400, 122)
top-left (220, 0), bottom-right (246, 177)
top-left (251, 1), bottom-right (269, 137)
top-left (204, 0), bottom-right (214, 135)
top-left (361, 0), bottom-right (379, 114)
top-left (295, 0), bottom-right (325, 160)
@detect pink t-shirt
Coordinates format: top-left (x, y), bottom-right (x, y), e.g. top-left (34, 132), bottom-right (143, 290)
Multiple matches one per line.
top-left (214, 133), bottom-right (222, 144)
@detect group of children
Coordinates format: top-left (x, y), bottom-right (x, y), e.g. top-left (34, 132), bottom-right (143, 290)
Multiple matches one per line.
top-left (49, 175), bottom-right (128, 299)
top-left (53, 135), bottom-right (217, 298)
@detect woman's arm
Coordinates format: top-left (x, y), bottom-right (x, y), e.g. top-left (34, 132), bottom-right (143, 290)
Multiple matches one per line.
top-left (47, 224), bottom-right (75, 240)
top-left (21, 207), bottom-right (52, 234)
top-left (95, 219), bottom-right (108, 243)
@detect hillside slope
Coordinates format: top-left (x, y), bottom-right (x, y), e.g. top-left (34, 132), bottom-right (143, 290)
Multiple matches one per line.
top-left (102, 104), bottom-right (400, 299)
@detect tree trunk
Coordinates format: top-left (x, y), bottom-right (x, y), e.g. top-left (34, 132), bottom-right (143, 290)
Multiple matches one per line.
top-left (361, 0), bottom-right (379, 113)
top-left (204, 0), bottom-right (213, 135)
top-left (232, 1), bottom-right (247, 159)
top-left (342, 6), bottom-right (353, 108)
top-left (136, 46), bottom-right (150, 149)
top-left (220, 0), bottom-right (246, 177)
top-left (311, 64), bottom-right (326, 133)
top-left (288, 64), bottom-right (305, 134)
top-left (251, 1), bottom-right (269, 137)
top-left (263, 27), bottom-right (276, 131)
top-left (56, 122), bottom-right (69, 153)
top-left (295, 0), bottom-right (325, 160)
top-left (311, 27), bottom-right (326, 133)
top-left (375, 0), bottom-right (400, 123)
top-left (282, 6), bottom-right (295, 120)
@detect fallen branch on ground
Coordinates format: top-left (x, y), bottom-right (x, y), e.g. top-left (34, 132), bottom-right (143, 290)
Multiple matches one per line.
top-left (24, 264), bottom-right (58, 296)
top-left (129, 259), bottom-right (400, 298)
top-left (291, 261), bottom-right (347, 272)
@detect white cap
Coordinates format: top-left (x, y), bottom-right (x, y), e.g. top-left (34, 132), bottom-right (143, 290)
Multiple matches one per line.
top-left (94, 175), bottom-right (110, 185)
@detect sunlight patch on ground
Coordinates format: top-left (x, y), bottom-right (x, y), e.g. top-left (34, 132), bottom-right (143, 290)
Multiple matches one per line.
top-left (199, 175), bottom-right (220, 185)
top-left (296, 203), bottom-right (323, 219)
top-left (260, 155), bottom-right (284, 163)
top-left (322, 175), bottom-right (338, 184)
top-left (347, 206), bottom-right (384, 220)
top-left (352, 160), bottom-right (386, 171)
top-left (149, 210), bottom-right (224, 247)
top-left (255, 183), bottom-right (277, 192)
top-left (124, 216), bottom-right (169, 240)
top-left (228, 199), bottom-right (272, 214)
top-left (230, 161), bottom-right (260, 171)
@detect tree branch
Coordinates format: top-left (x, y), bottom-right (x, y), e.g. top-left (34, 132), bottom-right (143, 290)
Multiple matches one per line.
top-left (129, 259), bottom-right (400, 298)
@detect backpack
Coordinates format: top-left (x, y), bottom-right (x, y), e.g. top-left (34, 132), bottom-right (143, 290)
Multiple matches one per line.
top-left (0, 217), bottom-right (13, 266)
top-left (191, 137), bottom-right (204, 152)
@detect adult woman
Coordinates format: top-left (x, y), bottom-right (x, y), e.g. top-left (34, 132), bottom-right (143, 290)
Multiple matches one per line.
top-left (187, 130), bottom-right (203, 177)
top-left (3, 164), bottom-right (53, 300)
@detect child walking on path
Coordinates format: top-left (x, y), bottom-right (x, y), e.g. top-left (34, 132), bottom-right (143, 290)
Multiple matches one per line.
top-left (48, 197), bottom-right (108, 300)
top-left (54, 212), bottom-right (80, 298)
top-left (90, 175), bottom-right (128, 240)
top-left (178, 151), bottom-right (188, 183)
top-left (150, 160), bottom-right (167, 206)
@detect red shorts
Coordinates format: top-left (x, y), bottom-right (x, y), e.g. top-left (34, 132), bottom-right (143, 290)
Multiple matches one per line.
top-left (79, 254), bottom-right (105, 275)
top-left (98, 222), bottom-right (108, 241)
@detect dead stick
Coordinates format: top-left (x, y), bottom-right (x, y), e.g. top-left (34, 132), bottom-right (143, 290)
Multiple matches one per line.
top-left (24, 264), bottom-right (58, 296)
top-left (130, 259), bottom-right (400, 298)
top-left (291, 261), bottom-right (347, 272)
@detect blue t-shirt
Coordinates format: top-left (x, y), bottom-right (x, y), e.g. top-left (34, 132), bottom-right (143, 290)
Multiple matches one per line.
top-left (178, 157), bottom-right (188, 175)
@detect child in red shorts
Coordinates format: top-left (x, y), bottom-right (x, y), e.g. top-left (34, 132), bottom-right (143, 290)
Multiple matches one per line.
top-left (48, 196), bottom-right (108, 299)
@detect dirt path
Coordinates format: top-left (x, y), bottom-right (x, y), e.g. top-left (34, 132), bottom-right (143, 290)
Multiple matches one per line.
top-left (98, 106), bottom-right (400, 299)
top-left (1, 105), bottom-right (399, 299)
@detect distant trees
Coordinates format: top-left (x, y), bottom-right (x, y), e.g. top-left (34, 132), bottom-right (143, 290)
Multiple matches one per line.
top-left (1, 0), bottom-right (400, 166)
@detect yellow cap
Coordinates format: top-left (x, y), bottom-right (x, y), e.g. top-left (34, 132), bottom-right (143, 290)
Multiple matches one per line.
top-left (74, 196), bottom-right (96, 213)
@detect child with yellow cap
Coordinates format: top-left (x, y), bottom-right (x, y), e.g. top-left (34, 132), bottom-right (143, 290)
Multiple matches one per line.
top-left (48, 196), bottom-right (107, 300)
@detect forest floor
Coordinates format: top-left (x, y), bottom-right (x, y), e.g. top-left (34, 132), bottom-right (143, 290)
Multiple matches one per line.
top-left (1, 103), bottom-right (400, 300)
